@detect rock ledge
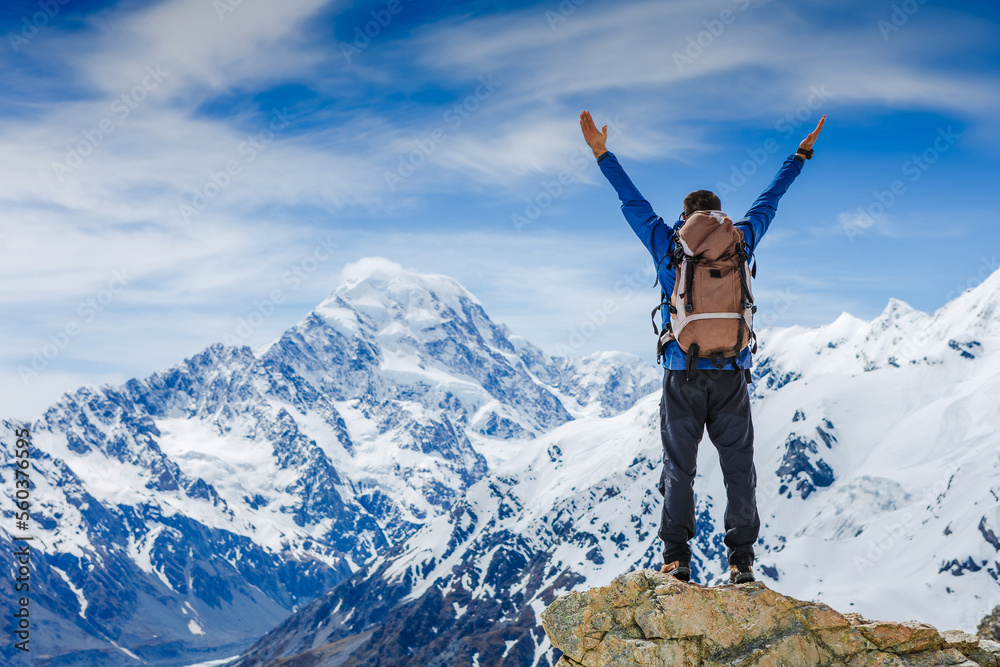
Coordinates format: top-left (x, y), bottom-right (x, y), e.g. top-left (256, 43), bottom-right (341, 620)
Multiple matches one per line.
top-left (541, 570), bottom-right (1000, 666)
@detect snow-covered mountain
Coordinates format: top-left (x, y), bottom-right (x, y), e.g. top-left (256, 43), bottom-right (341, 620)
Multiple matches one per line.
top-left (0, 258), bottom-right (659, 666)
top-left (233, 266), bottom-right (1000, 667)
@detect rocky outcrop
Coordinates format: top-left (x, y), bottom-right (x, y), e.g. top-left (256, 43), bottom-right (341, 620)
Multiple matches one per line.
top-left (980, 606), bottom-right (1000, 643)
top-left (542, 570), bottom-right (1000, 666)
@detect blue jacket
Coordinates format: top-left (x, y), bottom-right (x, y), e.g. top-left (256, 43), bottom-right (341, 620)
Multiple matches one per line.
top-left (597, 151), bottom-right (804, 370)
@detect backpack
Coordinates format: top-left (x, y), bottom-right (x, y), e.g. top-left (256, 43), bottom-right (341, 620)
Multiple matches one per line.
top-left (652, 211), bottom-right (757, 374)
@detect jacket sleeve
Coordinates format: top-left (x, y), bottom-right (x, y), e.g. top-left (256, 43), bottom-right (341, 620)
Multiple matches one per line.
top-left (738, 154), bottom-right (804, 252)
top-left (597, 152), bottom-right (673, 261)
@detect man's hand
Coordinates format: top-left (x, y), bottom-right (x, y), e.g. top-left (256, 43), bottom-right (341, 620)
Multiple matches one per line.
top-left (580, 110), bottom-right (608, 160)
top-left (799, 115), bottom-right (826, 152)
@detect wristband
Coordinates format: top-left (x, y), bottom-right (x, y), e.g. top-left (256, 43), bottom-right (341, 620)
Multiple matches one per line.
top-left (796, 147), bottom-right (813, 160)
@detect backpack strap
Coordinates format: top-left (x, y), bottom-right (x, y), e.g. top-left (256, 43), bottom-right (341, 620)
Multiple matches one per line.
top-left (670, 235), bottom-right (685, 265)
top-left (651, 229), bottom-right (685, 331)
top-left (732, 289), bottom-right (746, 368)
top-left (655, 325), bottom-right (673, 365)
top-left (653, 222), bottom-right (685, 288)
top-left (651, 285), bottom-right (675, 334)
top-left (734, 243), bottom-right (755, 364)
top-left (679, 257), bottom-right (696, 314)
top-left (685, 343), bottom-right (700, 382)
top-left (686, 258), bottom-right (696, 313)
top-left (653, 252), bottom-right (672, 288)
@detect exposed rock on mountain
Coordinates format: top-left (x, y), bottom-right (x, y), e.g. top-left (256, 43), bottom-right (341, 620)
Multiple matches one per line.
top-left (980, 605), bottom-right (1000, 643)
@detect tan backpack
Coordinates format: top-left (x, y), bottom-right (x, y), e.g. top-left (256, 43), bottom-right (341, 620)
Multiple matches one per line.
top-left (653, 211), bottom-right (757, 372)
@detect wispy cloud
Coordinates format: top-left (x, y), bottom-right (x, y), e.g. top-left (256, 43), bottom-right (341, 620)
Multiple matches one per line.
top-left (1, 0), bottom-right (998, 417)
top-left (81, 0), bottom-right (335, 94)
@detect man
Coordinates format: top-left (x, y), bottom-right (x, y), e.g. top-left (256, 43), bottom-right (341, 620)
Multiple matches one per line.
top-left (579, 109), bottom-right (825, 584)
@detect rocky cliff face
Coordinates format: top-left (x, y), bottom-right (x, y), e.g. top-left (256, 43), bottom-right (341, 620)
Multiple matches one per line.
top-left (981, 606), bottom-right (1000, 643)
top-left (542, 570), bottom-right (1000, 666)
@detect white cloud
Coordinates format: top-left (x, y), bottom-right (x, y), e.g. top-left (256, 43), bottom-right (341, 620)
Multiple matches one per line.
top-left (2, 0), bottom-right (997, 418)
top-left (82, 0), bottom-right (335, 95)
top-left (391, 0), bottom-right (1000, 173)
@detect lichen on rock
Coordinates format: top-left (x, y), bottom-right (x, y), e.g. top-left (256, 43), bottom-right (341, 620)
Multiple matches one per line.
top-left (541, 570), bottom-right (1000, 667)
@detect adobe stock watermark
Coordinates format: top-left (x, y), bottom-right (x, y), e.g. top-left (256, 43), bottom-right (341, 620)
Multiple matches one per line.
top-left (775, 86), bottom-right (832, 140)
top-left (944, 254), bottom-right (1000, 303)
top-left (512, 115), bottom-right (629, 233)
top-left (7, 0), bottom-right (71, 53)
top-left (546, 0), bottom-right (587, 30)
top-left (877, 0), bottom-right (928, 40)
top-left (552, 263), bottom-right (655, 358)
top-left (852, 466), bottom-right (957, 574)
top-left (212, 0), bottom-right (243, 20)
top-left (178, 108), bottom-right (296, 224)
top-left (715, 85), bottom-right (832, 198)
top-left (841, 126), bottom-right (960, 242)
top-left (18, 269), bottom-right (131, 384)
top-left (754, 286), bottom-right (799, 329)
top-left (887, 254), bottom-right (999, 364)
top-left (672, 0), bottom-right (752, 73)
top-left (51, 65), bottom-right (171, 182)
top-left (340, 0), bottom-right (406, 62)
top-left (383, 75), bottom-right (502, 192)
top-left (222, 235), bottom-right (338, 350)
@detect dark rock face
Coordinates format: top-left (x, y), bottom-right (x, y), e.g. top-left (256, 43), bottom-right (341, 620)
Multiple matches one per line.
top-left (979, 516), bottom-right (1000, 552)
top-left (231, 540), bottom-right (586, 667)
top-left (949, 339), bottom-right (981, 359)
top-left (776, 421), bottom-right (838, 500)
top-left (979, 605), bottom-right (1000, 642)
top-left (752, 356), bottom-right (801, 391)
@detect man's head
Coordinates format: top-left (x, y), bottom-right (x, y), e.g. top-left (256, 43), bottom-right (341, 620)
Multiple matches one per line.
top-left (681, 190), bottom-right (721, 219)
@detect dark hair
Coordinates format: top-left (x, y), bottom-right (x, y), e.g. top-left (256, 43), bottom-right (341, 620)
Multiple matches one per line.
top-left (682, 190), bottom-right (721, 217)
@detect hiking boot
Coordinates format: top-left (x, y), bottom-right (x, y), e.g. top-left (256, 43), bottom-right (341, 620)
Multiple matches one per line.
top-left (730, 564), bottom-right (754, 584)
top-left (661, 561), bottom-right (691, 582)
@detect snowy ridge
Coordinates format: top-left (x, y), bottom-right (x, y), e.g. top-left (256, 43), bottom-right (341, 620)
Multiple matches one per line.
top-left (755, 268), bottom-right (1000, 382)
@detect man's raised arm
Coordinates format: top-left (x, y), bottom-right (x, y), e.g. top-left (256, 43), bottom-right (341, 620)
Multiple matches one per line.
top-left (741, 115), bottom-right (826, 252)
top-left (580, 110), bottom-right (670, 260)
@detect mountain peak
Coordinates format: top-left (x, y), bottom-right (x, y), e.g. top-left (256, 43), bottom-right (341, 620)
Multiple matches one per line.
top-left (869, 296), bottom-right (929, 336)
top-left (881, 296), bottom-right (917, 316)
top-left (313, 257), bottom-right (481, 334)
top-left (336, 257), bottom-right (479, 304)
top-left (933, 263), bottom-right (1000, 336)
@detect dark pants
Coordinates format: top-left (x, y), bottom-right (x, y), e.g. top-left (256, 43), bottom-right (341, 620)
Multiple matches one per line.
top-left (657, 369), bottom-right (759, 567)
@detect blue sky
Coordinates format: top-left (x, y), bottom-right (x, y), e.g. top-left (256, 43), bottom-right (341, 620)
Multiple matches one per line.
top-left (1, 0), bottom-right (999, 417)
